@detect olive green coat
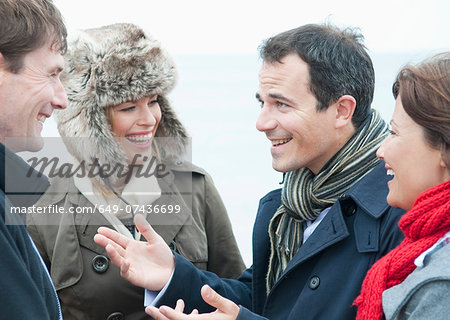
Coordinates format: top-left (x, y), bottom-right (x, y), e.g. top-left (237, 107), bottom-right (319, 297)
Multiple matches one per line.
top-left (28, 162), bottom-right (245, 320)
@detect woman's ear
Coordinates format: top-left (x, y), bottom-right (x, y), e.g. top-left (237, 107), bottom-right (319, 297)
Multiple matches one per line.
top-left (334, 95), bottom-right (356, 129)
top-left (440, 150), bottom-right (450, 181)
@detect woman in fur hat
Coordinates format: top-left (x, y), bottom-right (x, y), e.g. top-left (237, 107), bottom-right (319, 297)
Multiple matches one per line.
top-left (27, 23), bottom-right (245, 320)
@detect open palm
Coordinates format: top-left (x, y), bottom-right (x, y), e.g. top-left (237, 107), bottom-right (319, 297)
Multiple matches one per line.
top-left (94, 214), bottom-right (174, 290)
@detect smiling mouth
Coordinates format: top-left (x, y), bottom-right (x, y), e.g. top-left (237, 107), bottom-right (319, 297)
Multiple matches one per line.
top-left (387, 169), bottom-right (395, 176)
top-left (271, 138), bottom-right (292, 146)
top-left (36, 114), bottom-right (46, 123)
top-left (125, 133), bottom-right (153, 145)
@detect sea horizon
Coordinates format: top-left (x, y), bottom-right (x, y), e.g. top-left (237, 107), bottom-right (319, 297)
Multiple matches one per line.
top-left (39, 51), bottom-right (440, 265)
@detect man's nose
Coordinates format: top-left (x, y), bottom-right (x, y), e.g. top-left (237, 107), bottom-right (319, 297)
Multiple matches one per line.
top-left (256, 105), bottom-right (277, 132)
top-left (51, 79), bottom-right (67, 110)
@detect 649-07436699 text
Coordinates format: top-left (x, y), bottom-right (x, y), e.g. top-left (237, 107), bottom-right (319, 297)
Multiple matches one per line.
top-left (10, 204), bottom-right (181, 215)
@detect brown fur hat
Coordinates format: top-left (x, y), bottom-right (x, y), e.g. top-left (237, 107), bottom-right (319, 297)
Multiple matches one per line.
top-left (55, 23), bottom-right (188, 177)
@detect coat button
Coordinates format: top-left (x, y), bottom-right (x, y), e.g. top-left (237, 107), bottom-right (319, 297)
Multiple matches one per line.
top-left (106, 312), bottom-right (124, 320)
top-left (92, 255), bottom-right (109, 273)
top-left (309, 276), bottom-right (320, 290)
top-left (169, 240), bottom-right (177, 252)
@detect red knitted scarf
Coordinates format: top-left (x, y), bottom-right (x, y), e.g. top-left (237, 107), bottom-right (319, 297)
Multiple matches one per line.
top-left (354, 180), bottom-right (450, 320)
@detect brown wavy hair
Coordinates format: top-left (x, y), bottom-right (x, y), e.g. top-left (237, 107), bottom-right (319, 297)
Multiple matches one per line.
top-left (0, 0), bottom-right (67, 73)
top-left (393, 52), bottom-right (450, 168)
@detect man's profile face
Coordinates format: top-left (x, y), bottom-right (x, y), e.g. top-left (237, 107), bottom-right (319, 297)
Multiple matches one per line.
top-left (255, 54), bottom-right (339, 174)
top-left (0, 42), bottom-right (67, 152)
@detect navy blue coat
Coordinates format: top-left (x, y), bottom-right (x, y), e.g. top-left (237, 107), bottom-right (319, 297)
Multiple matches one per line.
top-left (158, 163), bottom-right (405, 319)
top-left (0, 145), bottom-right (60, 319)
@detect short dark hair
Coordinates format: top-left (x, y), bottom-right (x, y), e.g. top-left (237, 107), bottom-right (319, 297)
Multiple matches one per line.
top-left (259, 23), bottom-right (375, 128)
top-left (393, 52), bottom-right (450, 167)
top-left (0, 0), bottom-right (67, 73)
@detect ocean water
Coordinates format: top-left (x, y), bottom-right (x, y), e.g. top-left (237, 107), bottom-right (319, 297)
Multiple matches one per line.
top-left (41, 52), bottom-right (433, 265)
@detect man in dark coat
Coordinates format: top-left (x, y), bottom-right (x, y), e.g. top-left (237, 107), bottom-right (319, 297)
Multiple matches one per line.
top-left (0, 0), bottom-right (67, 318)
top-left (94, 24), bottom-right (405, 320)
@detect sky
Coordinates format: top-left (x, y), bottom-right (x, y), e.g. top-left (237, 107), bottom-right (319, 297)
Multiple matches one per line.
top-left (53, 0), bottom-right (449, 54)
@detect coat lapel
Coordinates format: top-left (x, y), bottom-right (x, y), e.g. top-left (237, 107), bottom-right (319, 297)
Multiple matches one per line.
top-left (277, 202), bottom-right (349, 280)
top-left (70, 170), bottom-right (191, 248)
top-left (145, 170), bottom-right (191, 245)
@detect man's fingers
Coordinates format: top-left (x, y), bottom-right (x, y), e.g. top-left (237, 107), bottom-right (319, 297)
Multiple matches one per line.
top-left (104, 244), bottom-right (125, 268)
top-left (146, 304), bottom-right (201, 319)
top-left (119, 259), bottom-right (130, 277)
top-left (96, 226), bottom-right (131, 248)
top-left (201, 285), bottom-right (239, 316)
top-left (93, 233), bottom-right (109, 248)
top-left (96, 216), bottom-right (162, 250)
top-left (134, 214), bottom-right (161, 243)
top-left (174, 299), bottom-right (185, 312)
top-left (94, 234), bottom-right (126, 257)
top-left (107, 239), bottom-right (126, 257)
top-left (146, 305), bottom-right (189, 320)
top-left (158, 306), bottom-right (188, 320)
top-left (146, 305), bottom-right (171, 320)
top-left (190, 309), bottom-right (199, 315)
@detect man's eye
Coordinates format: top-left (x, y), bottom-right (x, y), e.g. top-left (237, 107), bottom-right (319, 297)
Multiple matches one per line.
top-left (277, 102), bottom-right (288, 108)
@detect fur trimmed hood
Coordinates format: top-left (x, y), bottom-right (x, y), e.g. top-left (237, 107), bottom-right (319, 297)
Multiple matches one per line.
top-left (55, 23), bottom-right (188, 181)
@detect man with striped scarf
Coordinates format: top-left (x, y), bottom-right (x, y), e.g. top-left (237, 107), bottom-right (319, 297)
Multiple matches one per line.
top-left (94, 24), bottom-right (406, 320)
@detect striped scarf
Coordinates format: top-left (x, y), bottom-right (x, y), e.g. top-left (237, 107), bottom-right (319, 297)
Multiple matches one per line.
top-left (266, 109), bottom-right (388, 292)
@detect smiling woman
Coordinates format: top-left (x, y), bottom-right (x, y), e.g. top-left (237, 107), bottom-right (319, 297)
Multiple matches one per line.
top-left (108, 95), bottom-right (162, 164)
top-left (26, 23), bottom-right (245, 320)
top-left (355, 52), bottom-right (450, 320)
top-left (376, 96), bottom-right (447, 211)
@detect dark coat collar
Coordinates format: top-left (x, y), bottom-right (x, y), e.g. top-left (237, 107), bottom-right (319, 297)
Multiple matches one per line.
top-left (268, 162), bottom-right (395, 294)
top-left (0, 143), bottom-right (49, 207)
top-left (345, 162), bottom-right (391, 219)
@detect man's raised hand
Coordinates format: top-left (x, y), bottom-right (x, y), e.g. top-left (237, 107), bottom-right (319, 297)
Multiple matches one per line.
top-left (93, 214), bottom-right (174, 290)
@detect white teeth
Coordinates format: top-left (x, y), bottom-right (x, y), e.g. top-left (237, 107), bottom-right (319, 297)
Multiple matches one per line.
top-left (271, 138), bottom-right (292, 146)
top-left (36, 115), bottom-right (46, 123)
top-left (387, 169), bottom-right (395, 176)
top-left (126, 133), bottom-right (153, 144)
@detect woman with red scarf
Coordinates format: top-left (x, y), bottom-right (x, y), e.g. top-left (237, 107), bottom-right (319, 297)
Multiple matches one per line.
top-left (355, 52), bottom-right (450, 320)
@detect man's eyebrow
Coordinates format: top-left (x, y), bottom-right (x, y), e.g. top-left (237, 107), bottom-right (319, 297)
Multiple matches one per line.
top-left (268, 93), bottom-right (296, 105)
top-left (48, 65), bottom-right (63, 74)
top-left (255, 92), bottom-right (296, 106)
